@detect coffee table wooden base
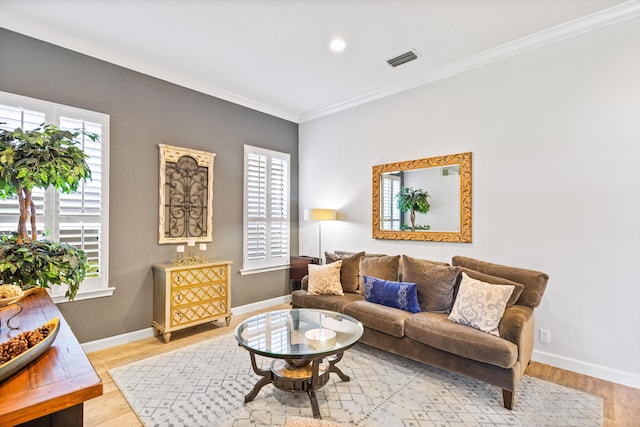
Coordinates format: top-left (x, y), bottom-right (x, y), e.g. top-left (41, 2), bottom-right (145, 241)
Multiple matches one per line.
top-left (244, 352), bottom-right (348, 419)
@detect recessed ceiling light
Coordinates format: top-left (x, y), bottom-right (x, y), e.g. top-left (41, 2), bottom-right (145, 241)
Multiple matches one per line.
top-left (330, 39), bottom-right (346, 52)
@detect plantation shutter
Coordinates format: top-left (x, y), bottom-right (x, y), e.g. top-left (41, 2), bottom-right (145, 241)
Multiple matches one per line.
top-left (381, 174), bottom-right (401, 230)
top-left (269, 157), bottom-right (288, 261)
top-left (58, 117), bottom-right (104, 283)
top-left (0, 91), bottom-right (111, 301)
top-left (243, 145), bottom-right (290, 272)
top-left (246, 152), bottom-right (267, 262)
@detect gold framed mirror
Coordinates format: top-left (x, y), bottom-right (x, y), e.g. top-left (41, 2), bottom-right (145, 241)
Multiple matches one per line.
top-left (372, 152), bottom-right (472, 242)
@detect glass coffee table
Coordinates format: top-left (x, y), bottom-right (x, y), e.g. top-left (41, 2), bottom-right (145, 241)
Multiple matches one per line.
top-left (234, 308), bottom-right (364, 419)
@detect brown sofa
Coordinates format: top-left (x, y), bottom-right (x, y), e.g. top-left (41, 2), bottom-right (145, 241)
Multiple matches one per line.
top-left (291, 252), bottom-right (549, 409)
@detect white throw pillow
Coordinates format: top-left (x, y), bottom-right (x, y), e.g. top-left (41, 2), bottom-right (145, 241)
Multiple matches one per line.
top-left (307, 261), bottom-right (344, 295)
top-left (448, 272), bottom-right (514, 336)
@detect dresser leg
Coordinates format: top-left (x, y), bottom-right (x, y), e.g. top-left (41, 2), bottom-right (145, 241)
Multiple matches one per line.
top-left (162, 332), bottom-right (171, 343)
top-left (225, 316), bottom-right (231, 326)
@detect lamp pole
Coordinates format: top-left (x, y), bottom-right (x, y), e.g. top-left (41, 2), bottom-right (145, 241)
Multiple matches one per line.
top-left (305, 208), bottom-right (337, 264)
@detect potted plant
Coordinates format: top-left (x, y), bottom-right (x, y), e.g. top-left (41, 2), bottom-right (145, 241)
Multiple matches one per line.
top-left (396, 186), bottom-right (430, 231)
top-left (0, 124), bottom-right (96, 300)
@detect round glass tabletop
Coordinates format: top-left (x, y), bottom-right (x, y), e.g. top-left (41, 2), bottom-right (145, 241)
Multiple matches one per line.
top-left (234, 308), bottom-right (364, 358)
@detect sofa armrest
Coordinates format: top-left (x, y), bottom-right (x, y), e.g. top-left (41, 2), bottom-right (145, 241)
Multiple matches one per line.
top-left (499, 305), bottom-right (535, 373)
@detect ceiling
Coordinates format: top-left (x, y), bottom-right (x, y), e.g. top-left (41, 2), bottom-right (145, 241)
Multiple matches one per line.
top-left (1, 0), bottom-right (638, 123)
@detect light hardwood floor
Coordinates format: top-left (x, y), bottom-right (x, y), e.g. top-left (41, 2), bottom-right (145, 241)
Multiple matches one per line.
top-left (84, 304), bottom-right (639, 426)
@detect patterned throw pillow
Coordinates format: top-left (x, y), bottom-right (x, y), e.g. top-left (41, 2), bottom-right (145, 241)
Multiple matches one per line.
top-left (308, 261), bottom-right (344, 295)
top-left (362, 275), bottom-right (421, 313)
top-left (448, 272), bottom-right (515, 336)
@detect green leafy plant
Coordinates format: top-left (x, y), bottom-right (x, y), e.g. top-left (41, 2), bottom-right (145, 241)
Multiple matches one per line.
top-left (0, 235), bottom-right (88, 300)
top-left (396, 187), bottom-right (431, 231)
top-left (0, 124), bottom-right (96, 300)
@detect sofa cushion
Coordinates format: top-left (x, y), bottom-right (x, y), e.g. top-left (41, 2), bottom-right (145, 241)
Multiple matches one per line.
top-left (325, 251), bottom-right (365, 293)
top-left (402, 256), bottom-right (460, 313)
top-left (308, 261), bottom-right (343, 296)
top-left (362, 276), bottom-right (421, 313)
top-left (457, 267), bottom-right (524, 307)
top-left (291, 290), bottom-right (363, 313)
top-left (358, 255), bottom-right (401, 292)
top-left (343, 300), bottom-right (412, 338)
top-left (404, 312), bottom-right (518, 369)
top-left (448, 272), bottom-right (515, 336)
top-left (452, 256), bottom-right (548, 308)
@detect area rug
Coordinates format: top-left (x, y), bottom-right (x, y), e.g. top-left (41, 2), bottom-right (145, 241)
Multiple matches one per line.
top-left (109, 334), bottom-right (602, 426)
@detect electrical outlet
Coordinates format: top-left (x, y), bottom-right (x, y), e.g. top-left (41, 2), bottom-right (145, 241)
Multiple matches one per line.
top-left (539, 328), bottom-right (551, 344)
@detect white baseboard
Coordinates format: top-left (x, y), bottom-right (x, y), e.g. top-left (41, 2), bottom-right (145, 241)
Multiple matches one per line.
top-left (81, 294), bottom-right (292, 353)
top-left (81, 327), bottom-right (156, 353)
top-left (231, 294), bottom-right (291, 316)
top-left (532, 349), bottom-right (640, 390)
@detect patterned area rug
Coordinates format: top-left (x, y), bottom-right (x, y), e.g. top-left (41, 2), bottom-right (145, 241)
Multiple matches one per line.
top-left (109, 334), bottom-right (602, 426)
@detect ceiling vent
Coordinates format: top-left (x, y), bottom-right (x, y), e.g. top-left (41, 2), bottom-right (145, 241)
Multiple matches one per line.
top-left (387, 50), bottom-right (419, 68)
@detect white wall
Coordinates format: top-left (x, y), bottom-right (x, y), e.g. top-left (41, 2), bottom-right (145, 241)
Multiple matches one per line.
top-left (299, 17), bottom-right (640, 388)
top-left (403, 167), bottom-right (460, 231)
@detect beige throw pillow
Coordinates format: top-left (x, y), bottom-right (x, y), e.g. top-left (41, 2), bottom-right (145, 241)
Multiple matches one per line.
top-left (308, 261), bottom-right (344, 295)
top-left (457, 267), bottom-right (524, 307)
top-left (448, 272), bottom-right (514, 336)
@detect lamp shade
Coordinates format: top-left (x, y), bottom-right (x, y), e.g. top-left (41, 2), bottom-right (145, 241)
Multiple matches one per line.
top-left (305, 208), bottom-right (337, 221)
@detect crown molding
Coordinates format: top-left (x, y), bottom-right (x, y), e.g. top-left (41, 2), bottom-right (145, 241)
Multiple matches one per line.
top-left (300, 0), bottom-right (640, 123)
top-left (3, 2), bottom-right (639, 125)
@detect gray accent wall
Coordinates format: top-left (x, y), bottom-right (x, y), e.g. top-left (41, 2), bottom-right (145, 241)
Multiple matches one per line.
top-left (0, 29), bottom-right (299, 343)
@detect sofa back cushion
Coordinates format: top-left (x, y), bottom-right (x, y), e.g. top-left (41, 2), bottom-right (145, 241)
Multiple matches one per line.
top-left (402, 255), bottom-right (460, 313)
top-left (452, 256), bottom-right (549, 308)
top-left (325, 251), bottom-right (365, 293)
top-left (358, 255), bottom-right (401, 291)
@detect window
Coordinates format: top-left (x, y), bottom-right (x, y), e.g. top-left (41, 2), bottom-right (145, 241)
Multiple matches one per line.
top-left (381, 174), bottom-right (401, 230)
top-left (0, 91), bottom-right (111, 302)
top-left (242, 145), bottom-right (290, 274)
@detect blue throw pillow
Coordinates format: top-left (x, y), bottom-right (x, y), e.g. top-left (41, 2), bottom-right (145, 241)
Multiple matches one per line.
top-left (362, 275), bottom-right (421, 313)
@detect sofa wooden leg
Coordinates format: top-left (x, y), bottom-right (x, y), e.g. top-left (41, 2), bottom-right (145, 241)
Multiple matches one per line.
top-left (502, 389), bottom-right (514, 410)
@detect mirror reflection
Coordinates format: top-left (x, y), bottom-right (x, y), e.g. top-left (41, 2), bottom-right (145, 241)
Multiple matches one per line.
top-left (381, 165), bottom-right (460, 232)
top-left (372, 152), bottom-right (472, 243)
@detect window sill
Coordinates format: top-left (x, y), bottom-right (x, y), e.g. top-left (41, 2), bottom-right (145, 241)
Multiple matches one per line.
top-left (52, 287), bottom-right (115, 304)
top-left (240, 265), bottom-right (289, 276)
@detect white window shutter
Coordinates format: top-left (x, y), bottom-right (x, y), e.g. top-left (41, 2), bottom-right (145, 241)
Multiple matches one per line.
top-left (0, 91), bottom-right (110, 299)
top-left (243, 145), bottom-right (290, 272)
top-left (381, 175), bottom-right (401, 230)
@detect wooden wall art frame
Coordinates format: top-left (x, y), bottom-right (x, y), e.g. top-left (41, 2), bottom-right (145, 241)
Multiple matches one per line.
top-left (372, 152), bottom-right (472, 243)
top-left (159, 144), bottom-right (215, 244)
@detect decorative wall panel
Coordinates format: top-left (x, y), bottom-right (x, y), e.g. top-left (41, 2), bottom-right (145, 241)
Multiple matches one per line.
top-left (159, 144), bottom-right (215, 244)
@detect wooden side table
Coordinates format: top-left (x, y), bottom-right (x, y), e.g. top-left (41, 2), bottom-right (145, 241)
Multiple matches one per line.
top-left (152, 260), bottom-right (233, 343)
top-left (0, 288), bottom-right (103, 427)
top-left (289, 256), bottom-right (320, 292)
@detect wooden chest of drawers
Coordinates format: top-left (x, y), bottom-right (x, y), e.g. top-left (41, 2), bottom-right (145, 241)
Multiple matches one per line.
top-left (152, 260), bottom-right (232, 343)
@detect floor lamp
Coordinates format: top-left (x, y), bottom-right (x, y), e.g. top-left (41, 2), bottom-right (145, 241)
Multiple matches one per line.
top-left (305, 208), bottom-right (337, 263)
